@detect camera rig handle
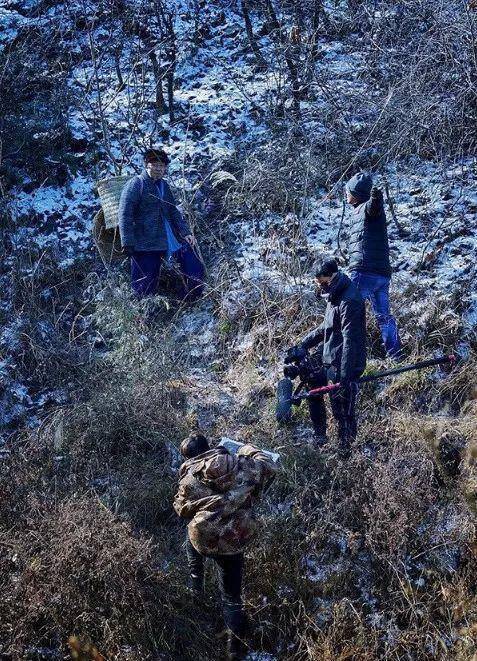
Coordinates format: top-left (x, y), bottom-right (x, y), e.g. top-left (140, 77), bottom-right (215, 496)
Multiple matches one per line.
top-left (294, 354), bottom-right (457, 402)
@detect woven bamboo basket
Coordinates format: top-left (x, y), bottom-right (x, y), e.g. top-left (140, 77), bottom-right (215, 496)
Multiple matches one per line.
top-left (92, 209), bottom-right (124, 267)
top-left (96, 175), bottom-right (132, 229)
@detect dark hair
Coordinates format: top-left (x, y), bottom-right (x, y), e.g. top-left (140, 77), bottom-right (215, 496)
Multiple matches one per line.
top-left (314, 256), bottom-right (339, 278)
top-left (143, 148), bottom-right (170, 165)
top-left (180, 433), bottom-right (210, 459)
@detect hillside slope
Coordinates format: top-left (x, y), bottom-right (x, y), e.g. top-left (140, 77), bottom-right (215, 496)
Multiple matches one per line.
top-left (1, 1), bottom-right (476, 659)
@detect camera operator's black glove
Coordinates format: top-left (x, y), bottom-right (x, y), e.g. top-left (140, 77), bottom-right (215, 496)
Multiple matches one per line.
top-left (285, 344), bottom-right (307, 364)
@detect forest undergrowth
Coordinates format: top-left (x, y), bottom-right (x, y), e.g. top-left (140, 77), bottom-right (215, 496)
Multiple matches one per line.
top-left (1, 0), bottom-right (477, 658)
top-left (0, 241), bottom-right (476, 659)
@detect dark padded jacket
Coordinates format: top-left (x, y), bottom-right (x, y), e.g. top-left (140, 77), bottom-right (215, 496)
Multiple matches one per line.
top-left (348, 190), bottom-right (391, 277)
top-left (118, 170), bottom-right (190, 251)
top-left (302, 272), bottom-right (366, 382)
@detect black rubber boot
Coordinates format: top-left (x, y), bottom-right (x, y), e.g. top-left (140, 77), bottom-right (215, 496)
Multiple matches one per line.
top-left (189, 572), bottom-right (204, 599)
top-left (223, 601), bottom-right (247, 660)
top-left (226, 630), bottom-right (247, 661)
top-left (337, 425), bottom-right (352, 459)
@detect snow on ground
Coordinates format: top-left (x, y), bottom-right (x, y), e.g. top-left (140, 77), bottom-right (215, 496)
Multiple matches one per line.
top-left (0, 3), bottom-right (32, 45)
top-left (1, 4), bottom-right (476, 657)
top-left (2, 0), bottom-right (477, 429)
top-left (232, 156), bottom-right (477, 308)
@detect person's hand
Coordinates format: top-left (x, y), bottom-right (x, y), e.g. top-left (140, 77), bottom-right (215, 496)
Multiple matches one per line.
top-left (122, 245), bottom-right (134, 257)
top-left (183, 234), bottom-right (196, 246)
top-left (238, 444), bottom-right (259, 458)
top-left (371, 186), bottom-right (383, 201)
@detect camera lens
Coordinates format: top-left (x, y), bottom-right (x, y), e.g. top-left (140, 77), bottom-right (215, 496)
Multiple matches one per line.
top-left (284, 365), bottom-right (299, 379)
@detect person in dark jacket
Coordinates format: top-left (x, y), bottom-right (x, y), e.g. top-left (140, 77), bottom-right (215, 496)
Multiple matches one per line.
top-left (300, 257), bottom-right (366, 456)
top-left (118, 148), bottom-right (204, 300)
top-left (346, 172), bottom-right (401, 359)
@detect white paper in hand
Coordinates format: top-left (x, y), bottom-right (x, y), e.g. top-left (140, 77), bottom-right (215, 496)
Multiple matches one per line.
top-left (218, 437), bottom-right (280, 463)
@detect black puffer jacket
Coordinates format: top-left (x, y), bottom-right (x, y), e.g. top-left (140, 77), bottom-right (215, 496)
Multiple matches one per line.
top-left (348, 190), bottom-right (391, 277)
top-left (302, 272), bottom-right (366, 382)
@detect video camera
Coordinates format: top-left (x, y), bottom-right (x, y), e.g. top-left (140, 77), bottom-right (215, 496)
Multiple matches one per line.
top-left (276, 348), bottom-right (459, 424)
top-left (283, 344), bottom-right (326, 384)
top-left (276, 345), bottom-right (327, 423)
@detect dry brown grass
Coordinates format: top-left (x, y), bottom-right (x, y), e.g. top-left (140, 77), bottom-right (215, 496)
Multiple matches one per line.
top-left (1, 264), bottom-right (476, 660)
top-left (0, 491), bottom-right (217, 659)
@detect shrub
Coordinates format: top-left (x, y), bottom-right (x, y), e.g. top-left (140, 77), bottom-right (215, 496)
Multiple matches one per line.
top-left (0, 494), bottom-right (216, 659)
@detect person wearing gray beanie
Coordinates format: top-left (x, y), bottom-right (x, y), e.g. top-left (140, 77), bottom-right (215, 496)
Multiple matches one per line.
top-left (345, 172), bottom-right (402, 360)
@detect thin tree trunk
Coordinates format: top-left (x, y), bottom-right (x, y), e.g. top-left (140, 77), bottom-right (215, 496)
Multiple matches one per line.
top-left (114, 47), bottom-right (125, 92)
top-left (241, 0), bottom-right (267, 69)
top-left (311, 0), bottom-right (328, 62)
top-left (167, 69), bottom-right (174, 123)
top-left (149, 50), bottom-right (166, 115)
top-left (263, 0), bottom-right (301, 116)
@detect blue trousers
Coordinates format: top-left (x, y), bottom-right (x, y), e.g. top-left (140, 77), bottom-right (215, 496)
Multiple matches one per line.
top-left (350, 271), bottom-right (401, 358)
top-left (131, 250), bottom-right (166, 298)
top-left (175, 244), bottom-right (205, 300)
top-left (131, 246), bottom-right (205, 300)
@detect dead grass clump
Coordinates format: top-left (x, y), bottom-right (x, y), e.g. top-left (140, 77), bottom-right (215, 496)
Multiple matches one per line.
top-left (0, 494), bottom-right (215, 659)
top-left (98, 457), bottom-right (178, 536)
top-left (298, 601), bottom-right (379, 661)
top-left (1, 247), bottom-right (96, 432)
top-left (215, 268), bottom-right (322, 364)
top-left (33, 281), bottom-right (192, 472)
top-left (234, 408), bottom-right (476, 659)
top-left (35, 367), bottom-right (187, 536)
top-left (377, 352), bottom-right (477, 419)
top-left (438, 354), bottom-right (477, 413)
top-left (393, 285), bottom-right (464, 358)
top-left (53, 367), bottom-right (186, 468)
top-left (363, 440), bottom-right (436, 560)
top-left (224, 133), bottom-right (332, 217)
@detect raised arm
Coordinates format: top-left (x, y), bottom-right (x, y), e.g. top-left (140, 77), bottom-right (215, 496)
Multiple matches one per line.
top-left (365, 186), bottom-right (384, 220)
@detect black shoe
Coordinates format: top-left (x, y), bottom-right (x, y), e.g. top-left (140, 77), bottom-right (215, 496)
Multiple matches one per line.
top-left (313, 434), bottom-right (328, 448)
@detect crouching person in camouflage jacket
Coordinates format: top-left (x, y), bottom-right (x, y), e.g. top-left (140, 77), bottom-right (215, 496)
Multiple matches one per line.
top-left (174, 433), bottom-right (277, 661)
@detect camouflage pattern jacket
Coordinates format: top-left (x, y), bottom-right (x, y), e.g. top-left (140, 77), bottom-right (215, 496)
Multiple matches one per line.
top-left (174, 444), bottom-right (277, 555)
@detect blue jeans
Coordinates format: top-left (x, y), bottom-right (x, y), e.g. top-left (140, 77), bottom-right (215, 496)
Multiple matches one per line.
top-left (350, 271), bottom-right (401, 358)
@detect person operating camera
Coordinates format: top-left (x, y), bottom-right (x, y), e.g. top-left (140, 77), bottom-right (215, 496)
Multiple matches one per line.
top-left (295, 257), bottom-right (366, 457)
